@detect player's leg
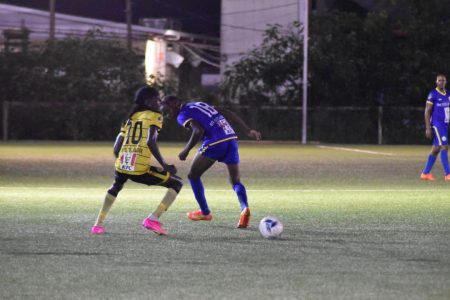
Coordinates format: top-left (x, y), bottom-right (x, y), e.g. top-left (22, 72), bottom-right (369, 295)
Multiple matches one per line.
top-left (421, 146), bottom-right (439, 180)
top-left (226, 163), bottom-right (250, 228)
top-left (187, 152), bottom-right (216, 220)
top-left (440, 144), bottom-right (450, 180)
top-left (223, 140), bottom-right (250, 228)
top-left (131, 168), bottom-right (183, 235)
top-left (421, 127), bottom-right (441, 180)
top-left (434, 124), bottom-right (450, 179)
top-left (91, 172), bottom-right (128, 234)
top-left (149, 173), bottom-right (183, 221)
top-left (226, 163), bottom-right (248, 210)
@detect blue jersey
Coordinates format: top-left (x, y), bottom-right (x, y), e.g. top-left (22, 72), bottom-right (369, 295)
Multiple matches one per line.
top-left (177, 102), bottom-right (237, 146)
top-left (427, 88), bottom-right (450, 125)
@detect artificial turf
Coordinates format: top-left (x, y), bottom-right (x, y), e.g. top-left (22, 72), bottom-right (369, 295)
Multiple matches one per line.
top-left (0, 142), bottom-right (449, 299)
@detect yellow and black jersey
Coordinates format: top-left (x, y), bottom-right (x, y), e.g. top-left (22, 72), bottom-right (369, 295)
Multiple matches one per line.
top-left (115, 110), bottom-right (163, 175)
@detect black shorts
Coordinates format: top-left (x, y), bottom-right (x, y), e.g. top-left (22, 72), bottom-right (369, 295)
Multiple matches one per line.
top-left (114, 166), bottom-right (170, 186)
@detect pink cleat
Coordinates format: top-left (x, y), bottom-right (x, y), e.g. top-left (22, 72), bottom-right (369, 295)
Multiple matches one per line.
top-left (142, 218), bottom-right (168, 235)
top-left (91, 225), bottom-right (105, 235)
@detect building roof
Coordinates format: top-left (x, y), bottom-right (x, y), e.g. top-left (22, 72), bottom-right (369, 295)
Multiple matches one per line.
top-left (0, 3), bottom-right (219, 53)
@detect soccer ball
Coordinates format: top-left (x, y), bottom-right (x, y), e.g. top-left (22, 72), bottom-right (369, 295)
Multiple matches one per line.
top-left (259, 216), bottom-right (283, 239)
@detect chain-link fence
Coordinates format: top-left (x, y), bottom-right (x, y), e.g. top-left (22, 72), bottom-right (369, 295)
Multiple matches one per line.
top-left (1, 101), bottom-right (427, 144)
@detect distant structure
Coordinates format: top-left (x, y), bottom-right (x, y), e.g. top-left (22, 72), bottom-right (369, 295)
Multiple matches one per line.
top-left (220, 0), bottom-right (379, 74)
top-left (3, 27), bottom-right (29, 53)
top-left (0, 3), bottom-right (219, 84)
top-left (221, 0), bottom-right (301, 74)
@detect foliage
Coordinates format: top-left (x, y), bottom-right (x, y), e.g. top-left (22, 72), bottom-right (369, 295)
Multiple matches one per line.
top-left (0, 31), bottom-right (148, 140)
top-left (385, 0), bottom-right (450, 103)
top-left (221, 22), bottom-right (303, 106)
top-left (308, 11), bottom-right (397, 106)
top-left (221, 0), bottom-right (450, 107)
top-left (0, 30), bottom-right (146, 105)
top-left (148, 72), bottom-right (178, 96)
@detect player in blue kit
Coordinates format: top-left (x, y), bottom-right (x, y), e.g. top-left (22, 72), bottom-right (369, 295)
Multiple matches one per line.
top-left (161, 96), bottom-right (262, 228)
top-left (421, 73), bottom-right (450, 181)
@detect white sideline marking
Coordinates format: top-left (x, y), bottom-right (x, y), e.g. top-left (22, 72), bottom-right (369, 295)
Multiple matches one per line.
top-left (317, 145), bottom-right (394, 156)
top-left (0, 187), bottom-right (440, 192)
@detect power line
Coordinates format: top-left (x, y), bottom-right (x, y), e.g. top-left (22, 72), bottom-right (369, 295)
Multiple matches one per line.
top-left (220, 23), bottom-right (267, 33)
top-left (180, 43), bottom-right (220, 68)
top-left (221, 11), bottom-right (300, 34)
top-left (222, 2), bottom-right (298, 16)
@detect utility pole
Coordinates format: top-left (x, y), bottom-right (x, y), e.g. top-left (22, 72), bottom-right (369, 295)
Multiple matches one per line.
top-left (126, 0), bottom-right (132, 51)
top-left (49, 0), bottom-right (55, 41)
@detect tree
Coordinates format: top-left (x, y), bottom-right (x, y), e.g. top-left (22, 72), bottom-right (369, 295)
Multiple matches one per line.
top-left (0, 31), bottom-right (147, 139)
top-left (220, 22), bottom-right (303, 106)
top-left (220, 1), bottom-right (450, 107)
top-left (0, 30), bottom-right (145, 105)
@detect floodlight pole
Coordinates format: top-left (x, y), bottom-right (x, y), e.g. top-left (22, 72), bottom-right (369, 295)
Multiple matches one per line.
top-left (49, 0), bottom-right (55, 41)
top-left (126, 0), bottom-right (132, 51)
top-left (301, 0), bottom-right (309, 144)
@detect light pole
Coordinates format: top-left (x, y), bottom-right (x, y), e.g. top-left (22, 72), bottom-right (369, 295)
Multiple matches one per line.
top-left (49, 0), bottom-right (55, 41)
top-left (126, 0), bottom-right (132, 51)
top-left (300, 0), bottom-right (309, 144)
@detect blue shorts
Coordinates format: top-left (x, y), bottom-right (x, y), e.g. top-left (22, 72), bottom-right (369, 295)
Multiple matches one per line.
top-left (432, 124), bottom-right (449, 146)
top-left (199, 138), bottom-right (240, 164)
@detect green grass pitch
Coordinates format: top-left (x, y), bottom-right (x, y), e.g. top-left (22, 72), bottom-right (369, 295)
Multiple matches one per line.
top-left (0, 142), bottom-right (449, 299)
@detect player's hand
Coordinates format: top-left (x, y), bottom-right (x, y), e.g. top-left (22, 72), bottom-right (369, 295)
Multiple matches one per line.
top-left (248, 129), bottom-right (262, 141)
top-left (425, 128), bottom-right (432, 139)
top-left (178, 149), bottom-right (189, 161)
top-left (164, 164), bottom-right (177, 175)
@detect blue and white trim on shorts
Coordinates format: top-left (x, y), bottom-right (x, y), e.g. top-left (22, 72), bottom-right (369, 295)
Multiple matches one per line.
top-left (432, 125), bottom-right (449, 146)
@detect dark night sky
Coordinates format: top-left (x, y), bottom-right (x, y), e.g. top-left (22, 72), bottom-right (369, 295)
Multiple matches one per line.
top-left (0, 0), bottom-right (221, 36)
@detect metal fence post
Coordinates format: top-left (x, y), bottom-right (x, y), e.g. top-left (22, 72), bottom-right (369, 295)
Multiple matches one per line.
top-left (378, 105), bottom-right (383, 145)
top-left (2, 101), bottom-right (9, 141)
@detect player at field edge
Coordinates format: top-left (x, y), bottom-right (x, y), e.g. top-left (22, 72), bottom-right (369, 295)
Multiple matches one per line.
top-left (420, 73), bottom-right (450, 181)
top-left (91, 86), bottom-right (183, 235)
top-left (160, 96), bottom-right (261, 228)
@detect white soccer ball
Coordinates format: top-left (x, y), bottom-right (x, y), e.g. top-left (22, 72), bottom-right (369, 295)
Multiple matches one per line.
top-left (259, 216), bottom-right (283, 239)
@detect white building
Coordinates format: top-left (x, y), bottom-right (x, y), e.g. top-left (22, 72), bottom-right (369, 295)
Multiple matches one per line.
top-left (220, 0), bottom-right (378, 74)
top-left (220, 0), bottom-right (307, 74)
top-left (0, 3), bottom-right (219, 82)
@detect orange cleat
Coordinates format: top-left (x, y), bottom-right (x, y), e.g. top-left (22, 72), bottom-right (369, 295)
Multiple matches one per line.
top-left (420, 173), bottom-right (435, 181)
top-left (445, 174), bottom-right (450, 181)
top-left (187, 210), bottom-right (213, 221)
top-left (237, 207), bottom-right (251, 229)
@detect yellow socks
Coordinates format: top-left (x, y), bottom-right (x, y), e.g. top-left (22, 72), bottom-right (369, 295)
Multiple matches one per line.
top-left (150, 188), bottom-right (178, 219)
top-left (94, 193), bottom-right (117, 226)
top-left (94, 188), bottom-right (178, 225)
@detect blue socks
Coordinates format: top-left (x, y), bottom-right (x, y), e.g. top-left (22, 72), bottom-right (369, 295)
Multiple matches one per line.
top-left (189, 178), bottom-right (249, 214)
top-left (189, 178), bottom-right (210, 215)
top-left (423, 151), bottom-right (450, 175)
top-left (233, 182), bottom-right (248, 211)
top-left (423, 154), bottom-right (437, 174)
top-left (441, 150), bottom-right (450, 175)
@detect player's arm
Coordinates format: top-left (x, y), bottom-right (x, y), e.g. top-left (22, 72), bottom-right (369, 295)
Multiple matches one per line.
top-left (113, 133), bottom-right (125, 158)
top-left (179, 120), bottom-right (204, 161)
top-left (113, 122), bottom-right (128, 157)
top-left (217, 108), bottom-right (262, 140)
top-left (147, 125), bottom-right (177, 174)
top-left (424, 102), bottom-right (433, 139)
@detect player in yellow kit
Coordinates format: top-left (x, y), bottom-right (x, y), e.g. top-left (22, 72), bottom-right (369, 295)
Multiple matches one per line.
top-left (91, 86), bottom-right (182, 235)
